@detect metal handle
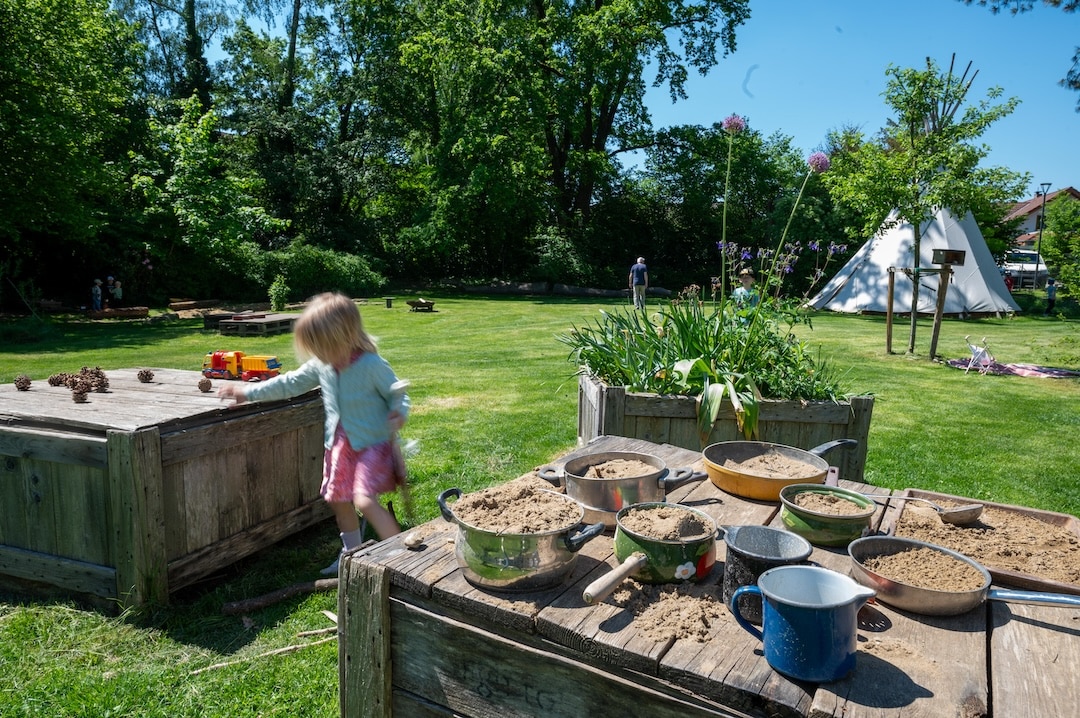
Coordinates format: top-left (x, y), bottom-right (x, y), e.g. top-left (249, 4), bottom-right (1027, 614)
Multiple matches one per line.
top-left (809, 438), bottom-right (858, 457)
top-left (730, 585), bottom-right (764, 640)
top-left (536, 465), bottom-right (563, 484)
top-left (563, 522), bottom-right (606, 553)
top-left (582, 553), bottom-right (648, 605)
top-left (659, 467), bottom-right (706, 492)
top-left (987, 588), bottom-right (1080, 608)
top-left (437, 487), bottom-right (461, 523)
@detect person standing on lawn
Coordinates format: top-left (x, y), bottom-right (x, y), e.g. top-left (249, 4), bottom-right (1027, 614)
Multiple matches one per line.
top-left (732, 268), bottom-right (759, 308)
top-left (629, 257), bottom-right (648, 310)
top-left (1045, 278), bottom-right (1057, 315)
top-left (91, 279), bottom-right (103, 311)
top-left (218, 292), bottom-right (410, 575)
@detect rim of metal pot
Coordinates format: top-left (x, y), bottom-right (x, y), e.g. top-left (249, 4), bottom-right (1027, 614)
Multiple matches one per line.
top-left (848, 535), bottom-right (992, 594)
top-left (444, 488), bottom-right (586, 537)
top-left (615, 501), bottom-right (718, 545)
top-left (780, 484), bottom-right (876, 520)
top-left (701, 441), bottom-right (831, 476)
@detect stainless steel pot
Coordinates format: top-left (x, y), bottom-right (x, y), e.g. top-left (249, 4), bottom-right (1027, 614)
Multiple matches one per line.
top-left (537, 451), bottom-right (705, 528)
top-left (848, 536), bottom-right (1080, 616)
top-left (438, 487), bottom-right (605, 592)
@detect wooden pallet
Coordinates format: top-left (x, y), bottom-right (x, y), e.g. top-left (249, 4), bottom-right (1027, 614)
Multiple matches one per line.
top-left (218, 313), bottom-right (297, 336)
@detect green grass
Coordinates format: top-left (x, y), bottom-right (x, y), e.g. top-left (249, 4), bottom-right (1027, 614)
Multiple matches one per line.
top-left (1, 292), bottom-right (1079, 716)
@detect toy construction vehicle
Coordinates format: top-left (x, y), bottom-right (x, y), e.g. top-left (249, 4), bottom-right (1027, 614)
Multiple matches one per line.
top-left (201, 350), bottom-right (282, 381)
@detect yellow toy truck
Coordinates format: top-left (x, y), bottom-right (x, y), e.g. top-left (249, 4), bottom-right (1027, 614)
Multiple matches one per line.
top-left (202, 350), bottom-right (282, 382)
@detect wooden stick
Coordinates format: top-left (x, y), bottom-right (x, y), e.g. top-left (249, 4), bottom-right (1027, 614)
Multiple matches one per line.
top-left (297, 627), bottom-right (337, 637)
top-left (221, 578), bottom-right (338, 615)
top-left (189, 636), bottom-right (336, 675)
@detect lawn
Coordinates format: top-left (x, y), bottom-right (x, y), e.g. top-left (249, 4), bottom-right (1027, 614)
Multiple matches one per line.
top-left (1, 291), bottom-right (1078, 717)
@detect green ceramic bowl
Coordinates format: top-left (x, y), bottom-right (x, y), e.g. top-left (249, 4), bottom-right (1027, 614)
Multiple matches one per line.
top-left (779, 484), bottom-right (876, 547)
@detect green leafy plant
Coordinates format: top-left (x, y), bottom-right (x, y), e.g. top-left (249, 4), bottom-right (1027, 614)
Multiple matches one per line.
top-left (559, 115), bottom-right (845, 440)
top-left (268, 273), bottom-right (289, 311)
top-left (558, 287), bottom-right (844, 440)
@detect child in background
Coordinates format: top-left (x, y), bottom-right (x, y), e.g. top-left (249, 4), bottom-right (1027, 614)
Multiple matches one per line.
top-left (91, 279), bottom-right (103, 310)
top-left (218, 292), bottom-right (410, 574)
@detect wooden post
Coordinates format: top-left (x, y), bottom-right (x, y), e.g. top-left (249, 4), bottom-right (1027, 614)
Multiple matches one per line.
top-left (107, 428), bottom-right (168, 608)
top-left (886, 268), bottom-right (896, 354)
top-left (928, 265), bottom-right (952, 360)
top-left (340, 555), bottom-right (391, 718)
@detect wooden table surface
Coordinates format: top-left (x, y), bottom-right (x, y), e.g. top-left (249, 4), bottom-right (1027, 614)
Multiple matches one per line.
top-left (339, 435), bottom-right (1080, 718)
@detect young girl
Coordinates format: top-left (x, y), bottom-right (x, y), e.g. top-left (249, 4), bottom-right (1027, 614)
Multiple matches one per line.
top-left (218, 292), bottom-right (409, 574)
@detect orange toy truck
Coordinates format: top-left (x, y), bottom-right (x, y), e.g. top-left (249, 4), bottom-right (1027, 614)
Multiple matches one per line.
top-left (202, 350), bottom-right (282, 382)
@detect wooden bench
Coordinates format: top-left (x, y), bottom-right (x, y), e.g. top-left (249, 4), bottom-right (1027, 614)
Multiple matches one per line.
top-left (406, 299), bottom-right (436, 312)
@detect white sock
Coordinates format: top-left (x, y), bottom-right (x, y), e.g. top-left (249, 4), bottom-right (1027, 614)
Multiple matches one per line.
top-left (340, 528), bottom-right (364, 551)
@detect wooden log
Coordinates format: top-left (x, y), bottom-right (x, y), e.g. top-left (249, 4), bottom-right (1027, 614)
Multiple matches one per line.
top-left (222, 578), bottom-right (339, 615)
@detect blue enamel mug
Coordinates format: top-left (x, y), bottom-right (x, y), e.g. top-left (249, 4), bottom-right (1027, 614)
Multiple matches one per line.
top-left (730, 565), bottom-right (875, 683)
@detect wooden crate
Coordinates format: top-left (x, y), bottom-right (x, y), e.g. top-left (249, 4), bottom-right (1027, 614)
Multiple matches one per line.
top-left (0, 369), bottom-right (329, 608)
top-left (577, 373), bottom-right (874, 484)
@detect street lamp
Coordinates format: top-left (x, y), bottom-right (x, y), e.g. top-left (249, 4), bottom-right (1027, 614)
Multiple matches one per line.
top-left (1035, 182), bottom-right (1051, 288)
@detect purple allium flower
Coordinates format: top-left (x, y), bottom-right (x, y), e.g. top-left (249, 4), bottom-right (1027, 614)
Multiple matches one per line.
top-left (809, 241), bottom-right (820, 252)
top-left (722, 114), bottom-right (746, 135)
top-left (807, 152), bottom-right (830, 174)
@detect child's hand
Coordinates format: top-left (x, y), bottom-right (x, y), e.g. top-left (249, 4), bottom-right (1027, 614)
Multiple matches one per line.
top-left (387, 410), bottom-right (405, 433)
top-left (218, 384), bottom-right (248, 405)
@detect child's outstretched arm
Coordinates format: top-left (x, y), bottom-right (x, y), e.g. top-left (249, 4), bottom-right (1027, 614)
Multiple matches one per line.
top-left (218, 384), bottom-right (248, 405)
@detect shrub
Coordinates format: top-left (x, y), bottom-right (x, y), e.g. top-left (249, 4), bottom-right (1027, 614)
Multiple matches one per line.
top-left (262, 244), bottom-right (386, 301)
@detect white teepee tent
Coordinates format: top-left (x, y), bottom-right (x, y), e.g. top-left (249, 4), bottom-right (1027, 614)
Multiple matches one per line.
top-left (808, 208), bottom-right (1019, 316)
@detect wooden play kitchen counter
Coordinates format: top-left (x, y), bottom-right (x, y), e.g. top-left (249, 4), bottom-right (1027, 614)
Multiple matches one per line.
top-left (339, 435), bottom-right (1080, 718)
top-left (0, 368), bottom-right (328, 608)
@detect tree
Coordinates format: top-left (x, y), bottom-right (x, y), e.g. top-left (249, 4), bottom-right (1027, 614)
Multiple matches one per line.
top-left (825, 56), bottom-right (1026, 354)
top-left (1041, 193), bottom-right (1080, 294)
top-left (0, 0), bottom-right (139, 302)
top-left (961, 1), bottom-right (1080, 110)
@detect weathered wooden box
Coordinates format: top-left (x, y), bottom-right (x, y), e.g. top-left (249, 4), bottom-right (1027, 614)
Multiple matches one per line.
top-left (0, 368), bottom-right (329, 608)
top-left (577, 373), bottom-right (874, 484)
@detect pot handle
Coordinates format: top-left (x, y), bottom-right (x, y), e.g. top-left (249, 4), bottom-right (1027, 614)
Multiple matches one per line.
top-left (987, 588), bottom-right (1080, 608)
top-left (659, 467), bottom-right (707, 492)
top-left (437, 488), bottom-right (462, 523)
top-left (564, 522), bottom-right (606, 553)
top-left (536, 465), bottom-right (563, 485)
top-left (730, 585), bottom-right (764, 640)
top-left (809, 438), bottom-right (858, 457)
top-left (582, 553), bottom-right (649, 605)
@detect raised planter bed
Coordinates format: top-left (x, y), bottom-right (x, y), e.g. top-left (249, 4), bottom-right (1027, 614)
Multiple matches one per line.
top-left (577, 373), bottom-right (873, 484)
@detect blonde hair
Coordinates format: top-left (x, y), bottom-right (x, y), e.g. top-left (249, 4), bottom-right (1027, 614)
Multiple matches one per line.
top-left (293, 292), bottom-right (377, 362)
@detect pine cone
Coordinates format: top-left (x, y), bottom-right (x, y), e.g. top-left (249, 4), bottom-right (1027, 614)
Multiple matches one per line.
top-left (138, 369), bottom-right (155, 383)
top-left (80, 366), bottom-right (109, 392)
top-left (72, 392), bottom-right (89, 404)
top-left (70, 376), bottom-right (93, 397)
top-left (197, 378), bottom-right (212, 393)
top-left (48, 372), bottom-right (72, 387)
top-left (14, 374), bottom-right (31, 391)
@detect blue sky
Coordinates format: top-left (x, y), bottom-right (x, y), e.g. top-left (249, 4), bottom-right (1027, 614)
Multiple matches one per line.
top-left (641, 0), bottom-right (1079, 198)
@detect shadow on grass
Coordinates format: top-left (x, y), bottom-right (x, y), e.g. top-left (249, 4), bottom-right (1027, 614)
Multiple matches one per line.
top-left (0, 315), bottom-right (214, 352)
top-left (0, 519), bottom-right (344, 655)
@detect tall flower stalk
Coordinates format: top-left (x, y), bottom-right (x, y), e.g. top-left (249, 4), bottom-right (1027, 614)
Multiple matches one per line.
top-left (718, 114), bottom-right (746, 306)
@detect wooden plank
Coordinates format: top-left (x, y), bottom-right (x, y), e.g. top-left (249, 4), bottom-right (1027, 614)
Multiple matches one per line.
top-left (0, 455), bottom-right (31, 548)
top-left (990, 601), bottom-right (1080, 718)
top-left (157, 397), bottom-right (322, 465)
top-left (600, 383), bottom-right (625, 437)
top-left (107, 428), bottom-right (168, 607)
top-left (49, 461), bottom-right (110, 565)
top-left (166, 499), bottom-right (332, 591)
top-left (160, 461), bottom-right (187, 562)
top-left (0, 545), bottom-right (116, 598)
top-left (340, 557), bottom-right (392, 718)
top-left (0, 425), bottom-right (107, 469)
top-left (389, 598), bottom-right (751, 718)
